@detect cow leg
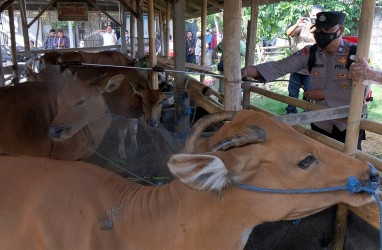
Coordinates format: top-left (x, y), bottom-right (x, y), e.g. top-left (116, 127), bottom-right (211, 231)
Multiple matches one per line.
top-left (117, 118), bottom-right (138, 159)
top-left (127, 118), bottom-right (138, 152)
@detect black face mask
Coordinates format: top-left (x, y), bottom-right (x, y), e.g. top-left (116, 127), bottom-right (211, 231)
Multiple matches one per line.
top-left (314, 27), bottom-right (341, 48)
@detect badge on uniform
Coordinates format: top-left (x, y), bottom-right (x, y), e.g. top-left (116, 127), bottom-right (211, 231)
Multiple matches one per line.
top-left (294, 47), bottom-right (309, 56)
top-left (341, 82), bottom-right (350, 88)
top-left (337, 56), bottom-right (347, 64)
top-left (337, 73), bottom-right (348, 78)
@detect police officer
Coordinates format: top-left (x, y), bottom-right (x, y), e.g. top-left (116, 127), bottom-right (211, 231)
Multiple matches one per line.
top-left (241, 11), bottom-right (366, 149)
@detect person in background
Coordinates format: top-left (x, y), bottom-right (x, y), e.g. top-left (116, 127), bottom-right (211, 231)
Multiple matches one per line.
top-left (185, 31), bottom-right (195, 63)
top-left (284, 5), bottom-right (324, 114)
top-left (42, 29), bottom-right (56, 50)
top-left (241, 11), bottom-right (368, 150)
top-left (29, 41), bottom-right (35, 48)
top-left (194, 31), bottom-right (202, 65)
top-left (206, 29), bottom-right (212, 47)
top-left (53, 29), bottom-right (70, 49)
top-left (96, 25), bottom-right (117, 46)
top-left (79, 39), bottom-right (86, 48)
top-left (118, 30), bottom-right (130, 45)
top-left (350, 55), bottom-right (382, 85)
top-left (210, 27), bottom-right (219, 63)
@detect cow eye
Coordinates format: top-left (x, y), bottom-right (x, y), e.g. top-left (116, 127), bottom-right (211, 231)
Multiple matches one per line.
top-left (298, 155), bottom-right (317, 169)
top-left (75, 100), bottom-right (85, 106)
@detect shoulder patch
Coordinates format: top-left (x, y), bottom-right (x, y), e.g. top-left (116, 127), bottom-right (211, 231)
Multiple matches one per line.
top-left (337, 56), bottom-right (347, 64)
top-left (294, 47), bottom-right (309, 56)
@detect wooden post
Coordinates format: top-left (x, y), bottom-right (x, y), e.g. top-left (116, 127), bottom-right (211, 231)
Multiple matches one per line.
top-left (223, 1), bottom-right (242, 111)
top-left (246, 0), bottom-right (259, 66)
top-left (147, 0), bottom-right (158, 89)
top-left (8, 5), bottom-right (19, 84)
top-left (130, 0), bottom-right (136, 58)
top-left (158, 11), bottom-right (165, 57)
top-left (120, 2), bottom-right (127, 53)
top-left (173, 0), bottom-right (188, 135)
top-left (165, 1), bottom-right (171, 58)
top-left (0, 48), bottom-right (4, 86)
top-left (200, 0), bottom-right (207, 83)
top-left (332, 1), bottom-right (376, 249)
top-left (136, 0), bottom-right (144, 58)
top-left (243, 0), bottom-right (259, 109)
top-left (18, 0), bottom-right (30, 58)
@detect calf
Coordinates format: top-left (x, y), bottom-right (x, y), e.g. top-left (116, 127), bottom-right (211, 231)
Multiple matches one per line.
top-left (0, 110), bottom-right (378, 249)
top-left (50, 66), bottom-right (165, 159)
top-left (0, 67), bottom-right (112, 160)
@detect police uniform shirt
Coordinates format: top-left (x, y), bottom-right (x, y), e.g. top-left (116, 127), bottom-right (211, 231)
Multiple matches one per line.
top-left (255, 39), bottom-right (354, 133)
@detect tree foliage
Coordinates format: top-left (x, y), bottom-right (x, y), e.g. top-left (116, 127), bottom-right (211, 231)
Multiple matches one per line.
top-left (244, 0), bottom-right (363, 43)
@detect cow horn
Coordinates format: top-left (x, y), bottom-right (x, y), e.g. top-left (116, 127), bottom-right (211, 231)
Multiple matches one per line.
top-left (211, 125), bottom-right (266, 152)
top-left (184, 111), bottom-right (236, 154)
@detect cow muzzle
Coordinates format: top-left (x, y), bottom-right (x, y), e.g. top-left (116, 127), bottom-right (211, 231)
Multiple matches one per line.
top-left (146, 118), bottom-right (159, 128)
top-left (49, 124), bottom-right (72, 140)
top-left (367, 162), bottom-right (380, 188)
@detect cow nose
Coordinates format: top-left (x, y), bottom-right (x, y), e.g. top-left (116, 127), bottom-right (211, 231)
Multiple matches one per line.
top-left (49, 124), bottom-right (68, 139)
top-left (147, 119), bottom-right (159, 128)
top-left (368, 162), bottom-right (380, 183)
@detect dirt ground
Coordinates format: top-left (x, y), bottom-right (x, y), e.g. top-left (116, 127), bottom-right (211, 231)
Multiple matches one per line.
top-left (363, 132), bottom-right (382, 159)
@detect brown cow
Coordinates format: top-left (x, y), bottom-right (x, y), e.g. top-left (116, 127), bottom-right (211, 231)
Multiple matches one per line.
top-left (40, 51), bottom-right (133, 68)
top-left (0, 68), bottom-right (113, 160)
top-left (58, 51), bottom-right (133, 66)
top-left (0, 110), bottom-right (378, 249)
top-left (49, 65), bottom-right (165, 159)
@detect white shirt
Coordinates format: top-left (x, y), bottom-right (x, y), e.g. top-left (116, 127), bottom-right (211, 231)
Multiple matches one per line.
top-left (100, 32), bottom-right (117, 46)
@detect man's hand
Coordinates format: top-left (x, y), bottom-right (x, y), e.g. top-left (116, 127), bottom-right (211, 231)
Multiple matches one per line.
top-left (304, 89), bottom-right (325, 101)
top-left (349, 55), bottom-right (377, 85)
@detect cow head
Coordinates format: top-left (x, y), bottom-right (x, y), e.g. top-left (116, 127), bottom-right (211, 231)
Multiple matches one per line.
top-left (131, 83), bottom-right (164, 128)
top-left (168, 110), bottom-right (379, 223)
top-left (49, 72), bottom-right (124, 140)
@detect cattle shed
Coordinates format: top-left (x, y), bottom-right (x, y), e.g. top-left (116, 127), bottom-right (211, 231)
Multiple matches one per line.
top-left (1, 0), bottom-right (382, 249)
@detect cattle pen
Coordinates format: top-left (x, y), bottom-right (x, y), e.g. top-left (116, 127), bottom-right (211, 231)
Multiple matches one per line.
top-left (1, 0), bottom-right (382, 249)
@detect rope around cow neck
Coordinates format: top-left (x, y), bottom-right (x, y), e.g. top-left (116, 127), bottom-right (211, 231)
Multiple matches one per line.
top-left (236, 176), bottom-right (382, 250)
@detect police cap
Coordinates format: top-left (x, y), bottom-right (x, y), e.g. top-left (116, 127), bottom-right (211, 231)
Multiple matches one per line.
top-left (312, 11), bottom-right (346, 29)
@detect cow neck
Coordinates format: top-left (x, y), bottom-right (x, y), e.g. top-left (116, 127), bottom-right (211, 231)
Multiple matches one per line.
top-left (118, 180), bottom-right (262, 249)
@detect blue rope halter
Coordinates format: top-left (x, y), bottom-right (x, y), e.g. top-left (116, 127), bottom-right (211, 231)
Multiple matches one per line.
top-left (235, 176), bottom-right (382, 250)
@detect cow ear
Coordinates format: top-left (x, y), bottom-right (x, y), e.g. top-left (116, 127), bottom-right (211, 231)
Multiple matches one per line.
top-left (167, 154), bottom-right (229, 191)
top-left (131, 83), bottom-right (144, 96)
top-left (103, 74), bottom-right (124, 93)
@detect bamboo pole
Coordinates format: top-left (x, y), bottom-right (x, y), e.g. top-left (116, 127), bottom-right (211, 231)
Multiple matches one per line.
top-left (165, 1), bottom-right (171, 58)
top-left (223, 0), bottom-right (242, 111)
top-left (120, 2), bottom-right (127, 53)
top-left (332, 1), bottom-right (376, 249)
top-left (147, 0), bottom-right (158, 89)
top-left (18, 0), bottom-right (30, 58)
top-left (173, 0), bottom-right (188, 135)
top-left (8, 5), bottom-right (19, 84)
top-left (130, 0), bottom-right (136, 58)
top-left (136, 0), bottom-right (144, 58)
top-left (200, 0), bottom-right (207, 83)
top-left (243, 0), bottom-right (259, 109)
top-left (158, 11), bottom-right (165, 57)
top-left (245, 0), bottom-right (259, 66)
top-left (0, 49), bottom-right (4, 86)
